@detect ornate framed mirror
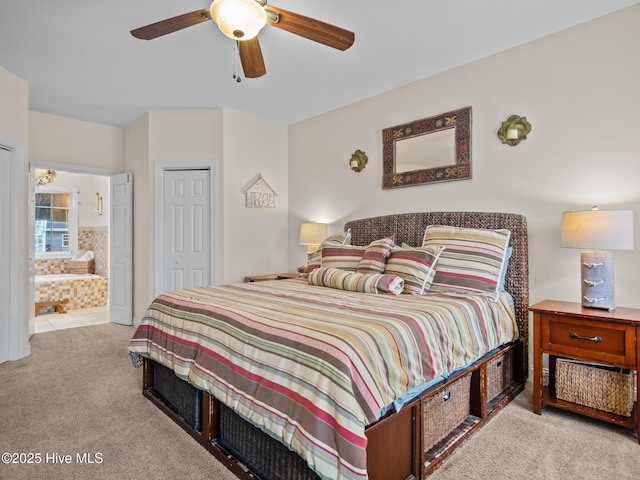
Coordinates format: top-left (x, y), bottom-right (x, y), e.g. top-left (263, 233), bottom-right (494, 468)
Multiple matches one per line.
top-left (382, 106), bottom-right (472, 189)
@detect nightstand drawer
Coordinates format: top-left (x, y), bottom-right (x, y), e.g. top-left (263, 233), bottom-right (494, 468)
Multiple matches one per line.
top-left (541, 314), bottom-right (637, 368)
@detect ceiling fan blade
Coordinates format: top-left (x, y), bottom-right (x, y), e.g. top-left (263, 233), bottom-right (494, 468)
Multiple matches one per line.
top-left (131, 9), bottom-right (211, 40)
top-left (238, 37), bottom-right (266, 78)
top-left (265, 6), bottom-right (354, 51)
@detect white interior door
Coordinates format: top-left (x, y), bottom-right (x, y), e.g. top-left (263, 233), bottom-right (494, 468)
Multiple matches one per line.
top-left (0, 147), bottom-right (10, 363)
top-left (163, 169), bottom-right (210, 291)
top-left (109, 173), bottom-right (133, 325)
top-left (27, 167), bottom-right (35, 336)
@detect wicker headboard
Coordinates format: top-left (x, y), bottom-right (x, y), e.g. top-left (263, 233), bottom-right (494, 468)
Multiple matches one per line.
top-left (344, 212), bottom-right (529, 342)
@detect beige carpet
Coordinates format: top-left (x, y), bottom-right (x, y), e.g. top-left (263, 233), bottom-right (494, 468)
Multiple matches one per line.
top-left (0, 323), bottom-right (237, 480)
top-left (429, 384), bottom-right (639, 480)
top-left (1, 323), bottom-right (638, 480)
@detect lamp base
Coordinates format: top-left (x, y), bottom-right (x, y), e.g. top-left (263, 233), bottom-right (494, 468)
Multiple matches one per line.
top-left (306, 245), bottom-right (320, 265)
top-left (580, 251), bottom-right (615, 310)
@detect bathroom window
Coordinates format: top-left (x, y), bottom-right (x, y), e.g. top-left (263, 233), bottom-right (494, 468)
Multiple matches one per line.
top-left (35, 186), bottom-right (78, 258)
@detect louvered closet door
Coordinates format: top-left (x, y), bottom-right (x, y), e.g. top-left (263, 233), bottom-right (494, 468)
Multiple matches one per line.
top-left (163, 169), bottom-right (211, 291)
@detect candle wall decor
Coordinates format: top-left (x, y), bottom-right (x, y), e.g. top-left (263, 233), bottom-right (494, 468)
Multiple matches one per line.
top-left (349, 149), bottom-right (368, 172)
top-left (497, 115), bottom-right (531, 146)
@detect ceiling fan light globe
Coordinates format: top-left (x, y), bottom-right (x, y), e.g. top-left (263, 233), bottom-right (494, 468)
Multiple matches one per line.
top-left (210, 0), bottom-right (267, 40)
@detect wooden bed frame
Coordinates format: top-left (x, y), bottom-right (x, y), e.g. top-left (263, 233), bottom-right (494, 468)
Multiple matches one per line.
top-left (139, 211), bottom-right (529, 480)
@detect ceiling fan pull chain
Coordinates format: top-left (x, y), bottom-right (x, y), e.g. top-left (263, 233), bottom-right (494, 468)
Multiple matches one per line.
top-left (233, 41), bottom-right (242, 83)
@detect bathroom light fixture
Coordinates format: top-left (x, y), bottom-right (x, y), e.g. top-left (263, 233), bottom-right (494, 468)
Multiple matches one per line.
top-left (497, 115), bottom-right (531, 146)
top-left (560, 206), bottom-right (634, 310)
top-left (91, 192), bottom-right (103, 216)
top-left (210, 0), bottom-right (267, 40)
top-left (349, 149), bottom-right (368, 172)
top-left (35, 169), bottom-right (56, 185)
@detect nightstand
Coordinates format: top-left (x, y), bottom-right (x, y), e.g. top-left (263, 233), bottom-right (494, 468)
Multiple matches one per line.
top-left (530, 300), bottom-right (639, 441)
top-left (244, 273), bottom-right (301, 282)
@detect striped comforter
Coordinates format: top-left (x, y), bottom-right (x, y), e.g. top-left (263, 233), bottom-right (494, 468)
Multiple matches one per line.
top-left (129, 278), bottom-right (518, 480)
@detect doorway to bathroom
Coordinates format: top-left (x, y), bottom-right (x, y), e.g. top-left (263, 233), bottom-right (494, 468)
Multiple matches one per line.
top-left (29, 164), bottom-right (132, 333)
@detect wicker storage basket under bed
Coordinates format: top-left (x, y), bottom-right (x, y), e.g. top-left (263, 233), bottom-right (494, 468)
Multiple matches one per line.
top-left (152, 362), bottom-right (202, 431)
top-left (218, 404), bottom-right (321, 480)
top-left (486, 349), bottom-right (514, 402)
top-left (556, 359), bottom-right (634, 417)
top-left (423, 373), bottom-right (471, 452)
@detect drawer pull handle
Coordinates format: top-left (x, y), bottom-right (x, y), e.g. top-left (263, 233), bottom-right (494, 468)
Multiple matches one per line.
top-left (583, 279), bottom-right (604, 287)
top-left (570, 332), bottom-right (602, 343)
top-left (443, 392), bottom-right (451, 402)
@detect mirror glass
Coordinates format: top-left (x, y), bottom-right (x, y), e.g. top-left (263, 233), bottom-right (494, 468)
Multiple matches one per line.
top-left (382, 106), bottom-right (472, 189)
top-left (394, 129), bottom-right (455, 173)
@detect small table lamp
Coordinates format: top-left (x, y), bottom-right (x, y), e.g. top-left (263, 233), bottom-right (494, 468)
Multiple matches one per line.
top-left (299, 222), bottom-right (327, 262)
top-left (560, 207), bottom-right (634, 310)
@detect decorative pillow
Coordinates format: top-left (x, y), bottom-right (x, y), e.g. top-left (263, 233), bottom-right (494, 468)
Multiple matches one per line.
top-left (321, 228), bottom-right (352, 247)
top-left (356, 236), bottom-right (395, 274)
top-left (384, 245), bottom-right (444, 295)
top-left (308, 267), bottom-right (404, 295)
top-left (422, 225), bottom-right (511, 298)
top-left (303, 229), bottom-right (353, 276)
top-left (498, 246), bottom-right (513, 291)
top-left (321, 245), bottom-right (367, 271)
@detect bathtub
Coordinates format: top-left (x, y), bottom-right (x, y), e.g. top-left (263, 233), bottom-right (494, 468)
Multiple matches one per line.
top-left (35, 273), bottom-right (99, 283)
top-left (35, 273), bottom-right (108, 311)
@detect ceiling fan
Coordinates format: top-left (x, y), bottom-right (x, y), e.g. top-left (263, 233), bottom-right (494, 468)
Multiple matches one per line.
top-left (131, 0), bottom-right (355, 79)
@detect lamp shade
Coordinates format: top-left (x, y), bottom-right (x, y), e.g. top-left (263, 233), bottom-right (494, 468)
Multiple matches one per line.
top-left (299, 223), bottom-right (327, 245)
top-left (560, 209), bottom-right (634, 251)
top-left (210, 0), bottom-right (267, 40)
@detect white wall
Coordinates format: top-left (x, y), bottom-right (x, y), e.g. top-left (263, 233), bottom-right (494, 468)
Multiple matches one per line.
top-left (0, 66), bottom-right (29, 360)
top-left (123, 108), bottom-right (288, 320)
top-left (123, 113), bottom-right (152, 321)
top-left (221, 109), bottom-right (289, 282)
top-left (0, 67), bottom-right (28, 141)
top-left (29, 111), bottom-right (123, 170)
top-left (288, 6), bottom-right (640, 313)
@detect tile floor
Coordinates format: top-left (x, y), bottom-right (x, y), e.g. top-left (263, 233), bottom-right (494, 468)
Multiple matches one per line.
top-left (34, 305), bottom-right (110, 333)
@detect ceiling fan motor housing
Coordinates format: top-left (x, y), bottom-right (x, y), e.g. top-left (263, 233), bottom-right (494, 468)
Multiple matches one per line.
top-left (210, 0), bottom-right (268, 40)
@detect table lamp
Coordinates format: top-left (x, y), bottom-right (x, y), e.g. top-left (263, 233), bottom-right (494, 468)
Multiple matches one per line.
top-left (560, 207), bottom-right (634, 310)
top-left (299, 222), bottom-right (327, 263)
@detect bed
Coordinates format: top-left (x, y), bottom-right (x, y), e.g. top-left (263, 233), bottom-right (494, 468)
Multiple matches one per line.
top-left (129, 211), bottom-right (528, 480)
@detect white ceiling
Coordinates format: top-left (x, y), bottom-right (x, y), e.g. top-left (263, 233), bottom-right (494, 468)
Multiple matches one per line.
top-left (1, 0), bottom-right (637, 127)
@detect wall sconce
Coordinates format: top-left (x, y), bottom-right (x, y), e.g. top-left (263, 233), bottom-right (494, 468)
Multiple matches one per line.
top-left (560, 206), bottom-right (634, 310)
top-left (91, 192), bottom-right (103, 216)
top-left (497, 115), bottom-right (532, 146)
top-left (349, 149), bottom-right (368, 172)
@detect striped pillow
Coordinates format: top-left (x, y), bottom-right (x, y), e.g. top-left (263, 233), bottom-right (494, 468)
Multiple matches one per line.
top-left (303, 230), bottom-right (354, 276)
top-left (356, 236), bottom-right (395, 274)
top-left (321, 229), bottom-right (352, 247)
top-left (422, 225), bottom-right (511, 298)
top-left (384, 245), bottom-right (444, 295)
top-left (308, 267), bottom-right (404, 295)
top-left (321, 245), bottom-right (367, 271)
